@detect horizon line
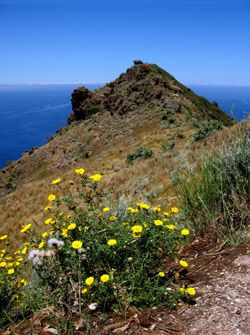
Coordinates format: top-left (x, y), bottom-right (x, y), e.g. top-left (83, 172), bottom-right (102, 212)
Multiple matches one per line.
top-left (1, 83), bottom-right (250, 87)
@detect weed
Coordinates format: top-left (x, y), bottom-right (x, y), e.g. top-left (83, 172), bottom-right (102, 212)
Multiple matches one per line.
top-left (126, 147), bottom-right (153, 164)
top-left (191, 120), bottom-right (224, 142)
top-left (162, 141), bottom-right (175, 152)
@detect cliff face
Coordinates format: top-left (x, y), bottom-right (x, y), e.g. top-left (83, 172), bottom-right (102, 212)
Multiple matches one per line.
top-left (68, 62), bottom-right (233, 126)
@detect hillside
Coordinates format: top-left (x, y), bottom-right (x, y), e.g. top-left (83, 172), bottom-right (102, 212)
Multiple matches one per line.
top-left (0, 62), bottom-right (238, 245)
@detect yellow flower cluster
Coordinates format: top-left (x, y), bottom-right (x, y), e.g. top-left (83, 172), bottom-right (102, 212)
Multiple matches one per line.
top-left (81, 274), bottom-right (110, 295)
top-left (75, 168), bottom-right (85, 175)
top-left (179, 287), bottom-right (196, 296)
top-left (89, 174), bottom-right (102, 182)
top-left (137, 202), bottom-right (150, 210)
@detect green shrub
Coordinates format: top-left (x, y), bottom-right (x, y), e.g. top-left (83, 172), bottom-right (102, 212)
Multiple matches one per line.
top-left (191, 120), bottom-right (224, 142)
top-left (20, 171), bottom-right (191, 315)
top-left (126, 147), bottom-right (153, 163)
top-left (162, 140), bottom-right (175, 152)
top-left (179, 134), bottom-right (250, 237)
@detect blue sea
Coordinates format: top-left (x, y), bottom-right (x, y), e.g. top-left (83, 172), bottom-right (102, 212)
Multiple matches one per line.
top-left (0, 84), bottom-right (249, 168)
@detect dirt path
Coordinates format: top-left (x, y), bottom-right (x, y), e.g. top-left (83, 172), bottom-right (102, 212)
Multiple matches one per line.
top-left (178, 251), bottom-right (250, 334)
top-left (123, 242), bottom-right (250, 335)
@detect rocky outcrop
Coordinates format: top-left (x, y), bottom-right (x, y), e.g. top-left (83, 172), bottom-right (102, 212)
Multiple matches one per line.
top-left (69, 62), bottom-right (234, 126)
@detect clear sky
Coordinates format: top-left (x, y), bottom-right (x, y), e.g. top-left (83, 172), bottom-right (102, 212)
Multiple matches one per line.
top-left (0, 0), bottom-right (250, 85)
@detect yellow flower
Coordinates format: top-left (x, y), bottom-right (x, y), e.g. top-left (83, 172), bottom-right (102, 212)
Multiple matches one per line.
top-left (107, 239), bottom-right (117, 246)
top-left (67, 223), bottom-right (76, 230)
top-left (131, 225), bottom-right (143, 233)
top-left (8, 268), bottom-right (15, 275)
top-left (127, 207), bottom-right (138, 213)
top-left (154, 220), bottom-right (163, 226)
top-left (0, 235), bottom-right (8, 240)
top-left (21, 246), bottom-right (27, 255)
top-left (163, 211), bottom-right (170, 216)
top-left (38, 241), bottom-right (45, 249)
top-left (132, 232), bottom-right (141, 239)
top-left (48, 194), bottom-right (56, 202)
top-left (179, 287), bottom-right (185, 294)
top-left (44, 218), bottom-right (55, 225)
top-left (85, 276), bottom-right (94, 286)
top-left (0, 261), bottom-right (6, 268)
top-left (42, 232), bottom-right (48, 238)
top-left (100, 274), bottom-right (110, 283)
top-left (171, 207), bottom-right (179, 213)
top-left (137, 202), bottom-right (150, 210)
top-left (15, 261), bottom-right (20, 267)
top-left (181, 229), bottom-right (190, 236)
top-left (62, 228), bottom-right (68, 238)
top-left (153, 207), bottom-right (161, 212)
top-left (158, 272), bottom-right (165, 277)
top-left (89, 173), bottom-right (102, 182)
top-left (103, 207), bottom-right (110, 212)
top-left (179, 260), bottom-right (189, 268)
top-left (128, 257), bottom-right (133, 262)
top-left (186, 287), bottom-right (196, 296)
top-left (75, 168), bottom-right (85, 175)
top-left (12, 294), bottom-right (19, 301)
top-left (20, 223), bottom-right (32, 233)
top-left (19, 279), bottom-right (27, 286)
top-left (44, 205), bottom-right (52, 211)
top-left (17, 256), bottom-right (23, 262)
top-left (51, 178), bottom-right (61, 185)
top-left (109, 215), bottom-right (117, 222)
top-left (175, 272), bottom-right (180, 279)
top-left (71, 241), bottom-right (82, 249)
top-left (81, 288), bottom-right (88, 295)
top-left (165, 224), bottom-right (175, 230)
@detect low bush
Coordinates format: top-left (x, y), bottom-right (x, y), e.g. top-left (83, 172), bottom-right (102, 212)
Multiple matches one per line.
top-left (191, 119), bottom-right (224, 142)
top-left (162, 140), bottom-right (175, 152)
top-left (126, 147), bottom-right (153, 163)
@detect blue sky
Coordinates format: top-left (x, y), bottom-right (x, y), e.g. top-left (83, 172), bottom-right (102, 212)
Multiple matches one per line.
top-left (0, 0), bottom-right (250, 85)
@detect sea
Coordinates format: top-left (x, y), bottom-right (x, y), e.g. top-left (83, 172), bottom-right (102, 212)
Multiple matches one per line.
top-left (0, 84), bottom-right (249, 169)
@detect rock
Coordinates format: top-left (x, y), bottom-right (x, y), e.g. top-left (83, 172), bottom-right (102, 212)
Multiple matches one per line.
top-left (68, 63), bottom-right (234, 127)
